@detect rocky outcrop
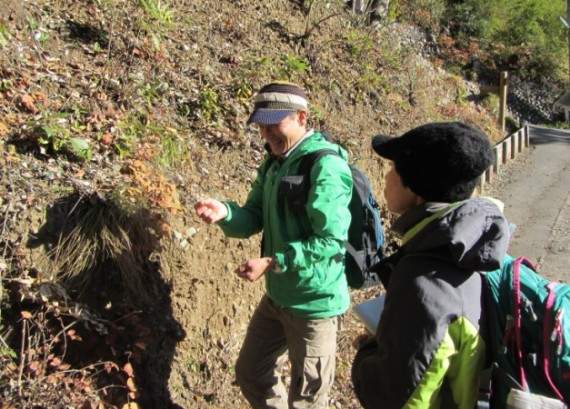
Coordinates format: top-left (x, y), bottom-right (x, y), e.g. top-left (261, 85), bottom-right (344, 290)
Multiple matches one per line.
top-left (380, 22), bottom-right (567, 126)
top-left (507, 75), bottom-right (566, 125)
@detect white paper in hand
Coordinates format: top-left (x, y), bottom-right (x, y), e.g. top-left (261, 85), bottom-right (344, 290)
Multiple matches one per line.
top-left (353, 293), bottom-right (386, 334)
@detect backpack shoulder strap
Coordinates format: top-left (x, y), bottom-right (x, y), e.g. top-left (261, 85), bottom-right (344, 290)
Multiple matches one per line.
top-left (481, 272), bottom-right (497, 364)
top-left (287, 148), bottom-right (342, 240)
top-left (297, 148), bottom-right (340, 178)
top-left (479, 267), bottom-right (526, 407)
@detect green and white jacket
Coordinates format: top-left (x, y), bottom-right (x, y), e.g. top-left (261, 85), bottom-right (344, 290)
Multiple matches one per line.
top-left (352, 199), bottom-right (510, 409)
top-left (218, 131), bottom-right (353, 319)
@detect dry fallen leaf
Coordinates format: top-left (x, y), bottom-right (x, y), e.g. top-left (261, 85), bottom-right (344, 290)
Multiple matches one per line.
top-left (104, 361), bottom-right (119, 373)
top-left (101, 133), bottom-right (113, 147)
top-left (48, 357), bottom-right (62, 368)
top-left (20, 94), bottom-right (38, 113)
top-left (67, 329), bottom-right (83, 341)
top-left (126, 377), bottom-right (137, 392)
top-left (26, 360), bottom-right (40, 374)
top-left (123, 362), bottom-right (134, 377)
top-left (0, 122), bottom-right (9, 137)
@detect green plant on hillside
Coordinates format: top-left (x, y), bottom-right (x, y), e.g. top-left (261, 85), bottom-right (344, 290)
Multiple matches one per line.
top-left (240, 55), bottom-right (272, 83)
top-left (378, 41), bottom-right (403, 71)
top-left (345, 29), bottom-right (373, 58)
top-left (139, 78), bottom-right (169, 107)
top-left (136, 0), bottom-right (173, 52)
top-left (0, 20), bottom-right (11, 45)
top-left (27, 18), bottom-right (49, 43)
top-left (355, 64), bottom-right (389, 100)
top-left (93, 41), bottom-right (105, 53)
top-left (156, 130), bottom-right (187, 169)
top-left (386, 0), bottom-right (401, 22)
top-left (280, 54), bottom-right (310, 80)
top-left (139, 0), bottom-right (173, 26)
top-left (177, 88), bottom-right (227, 125)
top-left (184, 357), bottom-right (201, 373)
top-left (481, 94), bottom-right (500, 117)
top-left (23, 108), bottom-right (93, 161)
top-left (326, 79), bottom-right (342, 96)
top-left (310, 104), bottom-right (326, 123)
top-left (0, 344), bottom-right (17, 365)
top-left (26, 111), bottom-right (71, 155)
top-left (244, 55), bottom-right (270, 70)
top-left (506, 116), bottom-right (522, 132)
top-left (116, 114), bottom-right (147, 159)
top-left (0, 78), bottom-right (10, 91)
top-left (453, 78), bottom-right (470, 106)
top-left (115, 114), bottom-right (178, 161)
top-left (231, 77), bottom-right (253, 107)
top-left (26, 17), bottom-right (38, 31)
top-left (198, 88), bottom-right (222, 123)
top-left (69, 138), bottom-right (93, 161)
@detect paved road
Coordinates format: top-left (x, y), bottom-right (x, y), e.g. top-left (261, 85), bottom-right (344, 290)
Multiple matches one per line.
top-left (494, 125), bottom-right (570, 281)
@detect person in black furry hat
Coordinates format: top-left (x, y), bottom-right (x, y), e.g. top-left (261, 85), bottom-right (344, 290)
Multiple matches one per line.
top-left (351, 122), bottom-right (511, 408)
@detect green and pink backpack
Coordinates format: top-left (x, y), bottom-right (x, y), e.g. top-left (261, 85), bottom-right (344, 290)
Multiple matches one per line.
top-left (482, 255), bottom-right (570, 406)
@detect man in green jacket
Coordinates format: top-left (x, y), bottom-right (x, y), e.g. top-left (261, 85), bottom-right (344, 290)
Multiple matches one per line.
top-left (195, 82), bottom-right (353, 408)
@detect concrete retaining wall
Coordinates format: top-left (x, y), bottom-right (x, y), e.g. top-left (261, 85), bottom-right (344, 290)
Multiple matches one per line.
top-left (480, 125), bottom-right (530, 188)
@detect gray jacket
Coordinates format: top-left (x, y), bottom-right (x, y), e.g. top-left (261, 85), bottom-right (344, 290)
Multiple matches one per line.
top-left (352, 199), bottom-right (510, 409)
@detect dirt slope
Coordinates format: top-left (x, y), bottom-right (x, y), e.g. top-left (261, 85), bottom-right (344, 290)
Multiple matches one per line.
top-left (0, 0), bottom-right (506, 408)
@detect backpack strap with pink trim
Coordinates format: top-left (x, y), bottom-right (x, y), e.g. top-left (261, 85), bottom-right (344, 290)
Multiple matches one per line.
top-left (481, 254), bottom-right (570, 407)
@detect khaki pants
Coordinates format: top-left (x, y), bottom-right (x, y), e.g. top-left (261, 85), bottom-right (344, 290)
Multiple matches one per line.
top-left (235, 295), bottom-right (338, 409)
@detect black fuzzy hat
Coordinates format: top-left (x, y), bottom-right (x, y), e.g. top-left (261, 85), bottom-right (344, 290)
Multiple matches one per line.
top-left (372, 122), bottom-right (493, 202)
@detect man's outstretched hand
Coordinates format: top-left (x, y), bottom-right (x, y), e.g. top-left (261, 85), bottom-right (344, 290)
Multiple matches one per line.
top-left (195, 198), bottom-right (228, 224)
top-left (235, 257), bottom-right (276, 282)
top-left (196, 199), bottom-right (275, 283)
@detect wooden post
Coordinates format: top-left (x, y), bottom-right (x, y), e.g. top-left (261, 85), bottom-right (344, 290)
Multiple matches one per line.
top-left (485, 165), bottom-right (493, 183)
top-left (502, 138), bottom-right (511, 163)
top-left (499, 72), bottom-right (508, 131)
top-left (511, 133), bottom-right (518, 159)
top-left (493, 144), bottom-right (502, 174)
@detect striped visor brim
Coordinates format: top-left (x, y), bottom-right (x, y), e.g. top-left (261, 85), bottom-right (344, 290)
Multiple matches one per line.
top-left (247, 87), bottom-right (308, 125)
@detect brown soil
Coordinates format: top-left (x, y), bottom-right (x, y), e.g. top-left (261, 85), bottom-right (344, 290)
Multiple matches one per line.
top-left (0, 1), bottom-right (508, 408)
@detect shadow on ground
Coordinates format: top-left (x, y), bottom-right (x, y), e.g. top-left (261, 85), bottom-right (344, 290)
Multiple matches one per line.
top-left (24, 192), bottom-right (185, 408)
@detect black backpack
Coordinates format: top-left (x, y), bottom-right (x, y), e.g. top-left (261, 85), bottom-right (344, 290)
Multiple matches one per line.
top-left (276, 131), bottom-right (385, 289)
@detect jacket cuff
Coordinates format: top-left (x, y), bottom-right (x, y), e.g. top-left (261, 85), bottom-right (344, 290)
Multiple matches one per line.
top-left (274, 252), bottom-right (287, 273)
top-left (217, 202), bottom-right (233, 225)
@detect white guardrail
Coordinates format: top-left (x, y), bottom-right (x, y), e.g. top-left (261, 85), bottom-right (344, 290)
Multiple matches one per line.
top-left (480, 125), bottom-right (530, 189)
